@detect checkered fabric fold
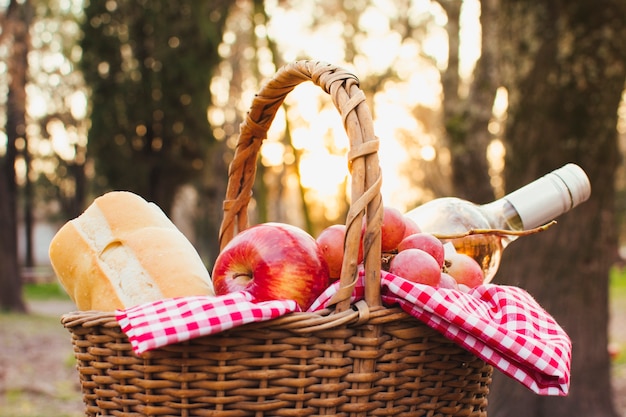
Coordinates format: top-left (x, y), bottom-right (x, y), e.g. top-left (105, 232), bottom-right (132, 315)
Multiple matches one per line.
top-left (116, 270), bottom-right (571, 396)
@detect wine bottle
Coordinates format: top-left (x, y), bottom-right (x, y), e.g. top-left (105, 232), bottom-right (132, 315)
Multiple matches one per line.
top-left (405, 163), bottom-right (591, 283)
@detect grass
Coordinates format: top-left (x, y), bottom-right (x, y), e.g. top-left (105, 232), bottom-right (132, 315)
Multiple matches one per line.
top-left (610, 266), bottom-right (626, 369)
top-left (22, 282), bottom-right (70, 301)
top-left (1, 392), bottom-right (83, 417)
top-left (1, 282), bottom-right (82, 417)
top-left (611, 265), bottom-right (626, 298)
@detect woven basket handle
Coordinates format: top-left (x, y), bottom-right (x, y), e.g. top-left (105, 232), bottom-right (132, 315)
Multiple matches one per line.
top-left (218, 60), bottom-right (383, 312)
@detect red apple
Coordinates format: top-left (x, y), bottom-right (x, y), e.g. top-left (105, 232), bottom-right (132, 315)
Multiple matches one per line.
top-left (402, 216), bottom-right (421, 239)
top-left (389, 248), bottom-right (441, 287)
top-left (316, 224), bottom-right (346, 281)
top-left (212, 222), bottom-right (329, 310)
top-left (438, 272), bottom-right (459, 290)
top-left (445, 252), bottom-right (484, 289)
top-left (381, 206), bottom-right (406, 252)
top-left (397, 232), bottom-right (445, 267)
top-left (458, 283), bottom-right (472, 293)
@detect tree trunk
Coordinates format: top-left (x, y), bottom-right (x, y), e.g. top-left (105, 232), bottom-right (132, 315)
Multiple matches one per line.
top-left (0, 154), bottom-right (24, 311)
top-left (23, 143), bottom-right (34, 267)
top-left (0, 0), bottom-right (32, 312)
top-left (439, 0), bottom-right (495, 203)
top-left (454, 0), bottom-right (500, 204)
top-left (489, 1), bottom-right (626, 416)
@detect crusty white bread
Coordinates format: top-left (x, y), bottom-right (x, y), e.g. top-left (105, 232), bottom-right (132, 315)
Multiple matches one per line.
top-left (49, 191), bottom-right (215, 311)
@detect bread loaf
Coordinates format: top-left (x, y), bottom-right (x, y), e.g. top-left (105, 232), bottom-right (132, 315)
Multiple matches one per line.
top-left (49, 191), bottom-right (215, 311)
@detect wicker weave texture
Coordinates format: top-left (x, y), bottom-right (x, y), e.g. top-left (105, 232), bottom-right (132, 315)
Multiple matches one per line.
top-left (63, 309), bottom-right (491, 417)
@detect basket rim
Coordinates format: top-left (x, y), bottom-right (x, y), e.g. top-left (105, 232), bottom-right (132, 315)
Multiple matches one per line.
top-left (60, 301), bottom-right (419, 335)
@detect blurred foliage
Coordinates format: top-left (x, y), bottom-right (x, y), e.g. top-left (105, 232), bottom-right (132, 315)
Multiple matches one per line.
top-left (79, 0), bottom-right (233, 213)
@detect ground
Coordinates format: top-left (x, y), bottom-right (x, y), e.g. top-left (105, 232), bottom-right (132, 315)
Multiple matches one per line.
top-left (0, 300), bottom-right (84, 417)
top-left (0, 297), bottom-right (625, 417)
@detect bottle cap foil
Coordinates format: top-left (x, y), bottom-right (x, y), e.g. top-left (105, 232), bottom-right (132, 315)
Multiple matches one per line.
top-left (552, 163), bottom-right (592, 208)
top-left (505, 163), bottom-right (591, 229)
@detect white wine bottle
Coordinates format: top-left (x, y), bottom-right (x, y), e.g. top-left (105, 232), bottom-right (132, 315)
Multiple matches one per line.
top-left (405, 163), bottom-right (591, 283)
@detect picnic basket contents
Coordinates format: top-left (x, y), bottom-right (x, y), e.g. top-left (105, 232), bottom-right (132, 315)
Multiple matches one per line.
top-left (58, 60), bottom-right (572, 417)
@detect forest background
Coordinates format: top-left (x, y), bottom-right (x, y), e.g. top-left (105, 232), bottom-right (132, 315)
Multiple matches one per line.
top-left (1, 0), bottom-right (626, 416)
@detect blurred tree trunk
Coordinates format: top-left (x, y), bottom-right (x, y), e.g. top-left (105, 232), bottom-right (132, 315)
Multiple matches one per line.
top-left (438, 0), bottom-right (495, 203)
top-left (0, 0), bottom-right (32, 312)
top-left (23, 127), bottom-right (34, 268)
top-left (489, 1), bottom-right (626, 416)
top-left (199, 140), bottom-right (230, 271)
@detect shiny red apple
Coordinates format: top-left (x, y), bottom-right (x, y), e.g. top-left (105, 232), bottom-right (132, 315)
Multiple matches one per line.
top-left (389, 248), bottom-right (441, 287)
top-left (402, 216), bottom-right (421, 239)
top-left (438, 272), bottom-right (459, 290)
top-left (212, 222), bottom-right (329, 310)
top-left (397, 232), bottom-right (445, 267)
top-left (381, 206), bottom-right (406, 252)
top-left (316, 224), bottom-right (346, 281)
top-left (445, 252), bottom-right (484, 289)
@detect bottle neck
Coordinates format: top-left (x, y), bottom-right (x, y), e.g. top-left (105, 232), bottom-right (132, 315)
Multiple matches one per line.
top-left (482, 199), bottom-right (524, 247)
top-left (501, 171), bottom-right (578, 229)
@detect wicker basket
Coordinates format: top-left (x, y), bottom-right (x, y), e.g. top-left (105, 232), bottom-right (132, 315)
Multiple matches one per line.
top-left (62, 60), bottom-right (493, 417)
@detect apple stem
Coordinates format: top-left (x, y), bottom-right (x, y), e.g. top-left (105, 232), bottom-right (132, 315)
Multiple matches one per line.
top-left (432, 220), bottom-right (557, 240)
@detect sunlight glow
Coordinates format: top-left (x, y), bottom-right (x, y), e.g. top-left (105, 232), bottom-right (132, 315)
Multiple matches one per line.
top-left (0, 132), bottom-right (6, 156)
top-left (261, 141), bottom-right (286, 167)
top-left (492, 86), bottom-right (509, 117)
top-left (70, 90), bottom-right (88, 120)
top-left (299, 152), bottom-right (347, 197)
top-left (422, 30), bottom-right (448, 70)
top-left (487, 139), bottom-right (506, 196)
top-left (211, 0), bottom-right (483, 220)
top-left (27, 86), bottom-right (48, 119)
top-left (459, 0), bottom-right (481, 79)
top-left (48, 119), bottom-right (75, 161)
top-left (618, 90), bottom-right (626, 135)
top-left (420, 145), bottom-right (436, 161)
top-left (266, 6), bottom-right (346, 64)
top-left (487, 139), bottom-right (505, 171)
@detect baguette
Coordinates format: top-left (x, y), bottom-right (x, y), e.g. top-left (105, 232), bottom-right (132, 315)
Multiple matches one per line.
top-left (49, 191), bottom-right (215, 311)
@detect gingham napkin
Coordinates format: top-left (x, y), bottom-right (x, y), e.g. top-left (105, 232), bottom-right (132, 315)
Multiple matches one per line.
top-left (116, 269), bottom-right (571, 396)
top-left (117, 291), bottom-right (299, 352)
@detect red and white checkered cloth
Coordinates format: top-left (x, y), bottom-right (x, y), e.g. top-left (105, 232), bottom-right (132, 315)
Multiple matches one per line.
top-left (116, 269), bottom-right (571, 396)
